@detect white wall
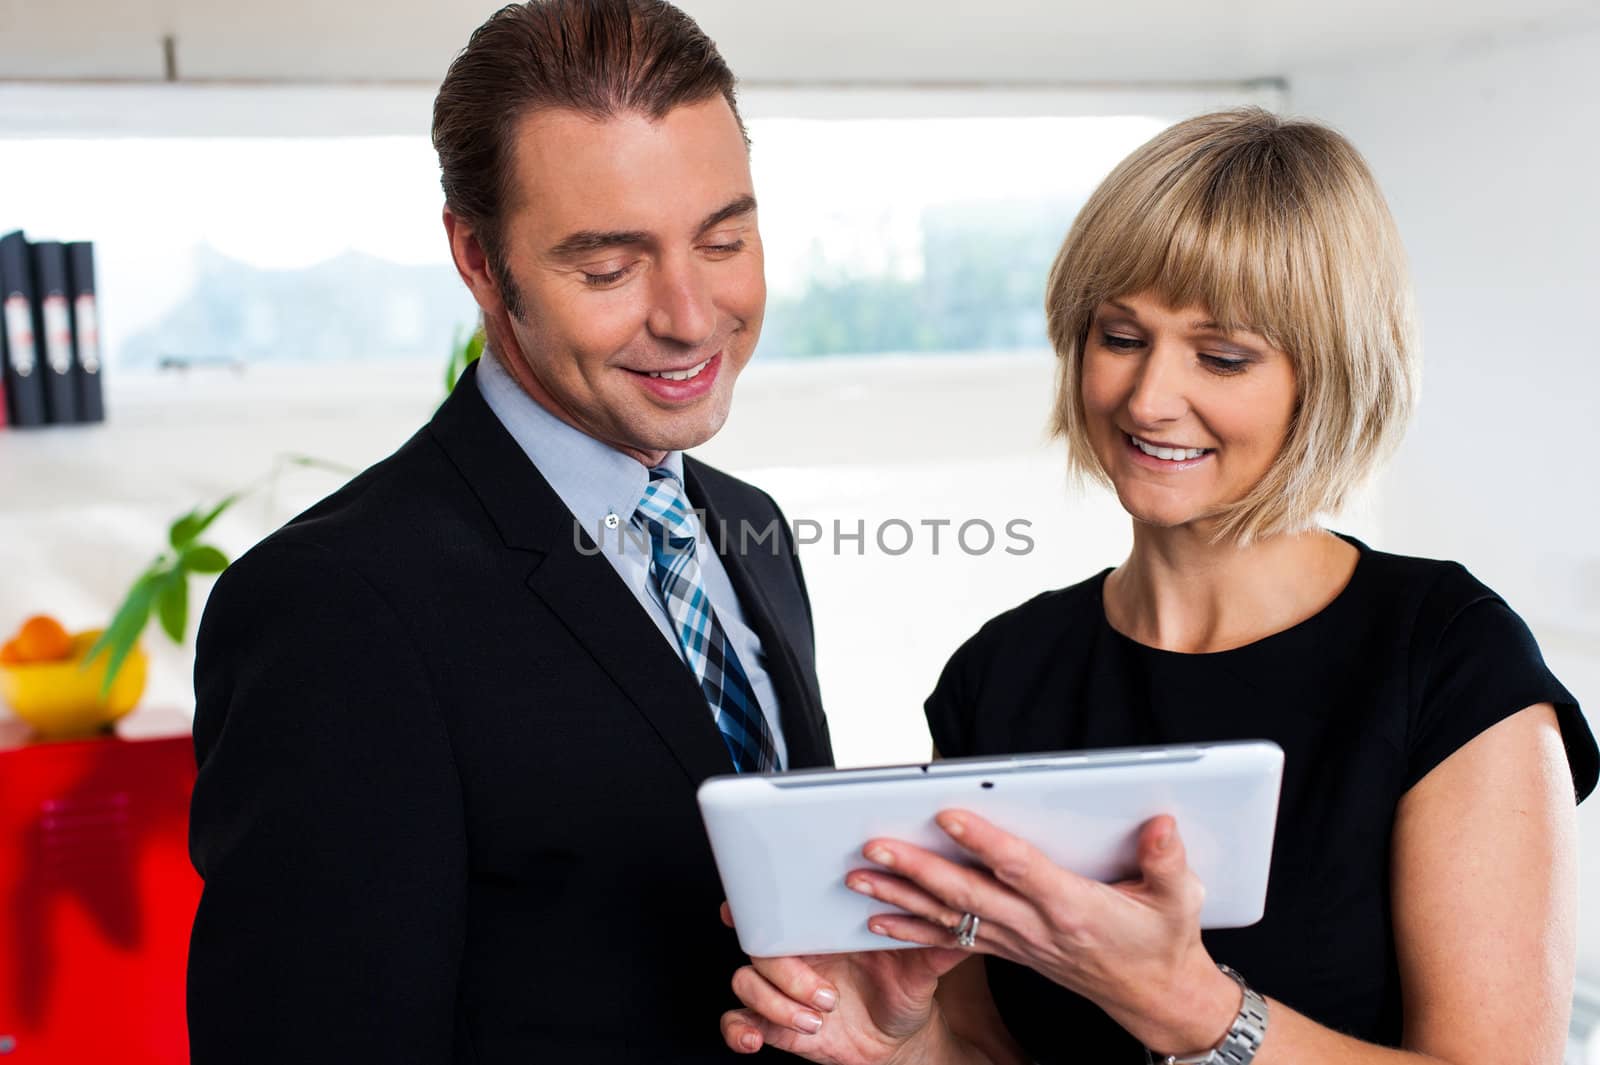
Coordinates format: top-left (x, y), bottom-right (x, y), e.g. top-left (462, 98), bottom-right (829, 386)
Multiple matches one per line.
top-left (1289, 18), bottom-right (1600, 989)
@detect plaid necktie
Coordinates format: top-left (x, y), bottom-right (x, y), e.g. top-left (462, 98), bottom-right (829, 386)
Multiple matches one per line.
top-left (635, 468), bottom-right (779, 773)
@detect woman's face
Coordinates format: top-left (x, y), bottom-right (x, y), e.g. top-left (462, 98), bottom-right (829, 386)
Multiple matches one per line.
top-left (1080, 290), bottom-right (1297, 531)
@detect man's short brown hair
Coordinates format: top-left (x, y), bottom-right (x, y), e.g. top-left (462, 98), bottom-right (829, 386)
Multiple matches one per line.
top-left (432, 0), bottom-right (744, 318)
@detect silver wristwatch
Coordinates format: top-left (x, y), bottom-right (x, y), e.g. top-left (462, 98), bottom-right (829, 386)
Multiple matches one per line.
top-left (1144, 965), bottom-right (1269, 1065)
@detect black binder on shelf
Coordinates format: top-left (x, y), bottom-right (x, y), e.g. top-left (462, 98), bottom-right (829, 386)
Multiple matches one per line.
top-left (0, 286), bottom-right (9, 429)
top-left (0, 230), bottom-right (47, 428)
top-left (66, 241), bottom-right (105, 423)
top-left (30, 239), bottom-right (79, 424)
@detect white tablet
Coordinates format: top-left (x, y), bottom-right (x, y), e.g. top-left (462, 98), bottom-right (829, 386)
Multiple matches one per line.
top-left (698, 740), bottom-right (1283, 957)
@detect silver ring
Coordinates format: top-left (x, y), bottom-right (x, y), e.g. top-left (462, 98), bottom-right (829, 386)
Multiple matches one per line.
top-left (953, 912), bottom-right (980, 948)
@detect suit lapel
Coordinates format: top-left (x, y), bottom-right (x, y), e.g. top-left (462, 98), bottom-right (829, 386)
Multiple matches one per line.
top-left (684, 462), bottom-right (832, 770)
top-left (523, 547), bottom-right (739, 785)
top-left (429, 364), bottom-right (737, 786)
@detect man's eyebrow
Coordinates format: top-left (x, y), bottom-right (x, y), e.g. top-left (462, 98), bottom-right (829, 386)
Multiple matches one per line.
top-left (545, 196), bottom-right (756, 259)
top-left (697, 195), bottom-right (757, 235)
top-left (547, 228), bottom-right (651, 258)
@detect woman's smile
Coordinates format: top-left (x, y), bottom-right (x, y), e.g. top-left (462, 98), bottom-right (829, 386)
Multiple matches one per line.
top-left (1124, 432), bottom-right (1215, 469)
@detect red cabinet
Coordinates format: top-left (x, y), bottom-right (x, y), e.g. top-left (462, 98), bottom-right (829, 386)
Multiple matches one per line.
top-left (0, 716), bottom-right (198, 1063)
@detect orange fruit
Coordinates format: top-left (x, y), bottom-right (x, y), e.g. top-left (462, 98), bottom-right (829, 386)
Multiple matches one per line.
top-left (13, 615), bottom-right (73, 662)
top-left (0, 638), bottom-right (25, 665)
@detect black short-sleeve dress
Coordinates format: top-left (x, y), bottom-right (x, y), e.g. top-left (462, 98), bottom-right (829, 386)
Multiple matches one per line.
top-left (923, 535), bottom-right (1597, 1062)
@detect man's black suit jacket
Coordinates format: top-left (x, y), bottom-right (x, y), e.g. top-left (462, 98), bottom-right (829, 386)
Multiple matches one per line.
top-left (187, 363), bottom-right (834, 1063)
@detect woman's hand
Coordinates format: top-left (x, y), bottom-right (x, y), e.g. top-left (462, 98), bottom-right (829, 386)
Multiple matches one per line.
top-left (719, 901), bottom-right (971, 1063)
top-left (847, 813), bottom-right (1242, 1057)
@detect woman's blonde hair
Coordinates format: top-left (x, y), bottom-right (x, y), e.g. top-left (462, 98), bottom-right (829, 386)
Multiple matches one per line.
top-left (1046, 108), bottom-right (1418, 543)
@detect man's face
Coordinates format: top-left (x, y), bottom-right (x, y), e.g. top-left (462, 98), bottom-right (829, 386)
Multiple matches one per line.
top-left (448, 97), bottom-right (764, 466)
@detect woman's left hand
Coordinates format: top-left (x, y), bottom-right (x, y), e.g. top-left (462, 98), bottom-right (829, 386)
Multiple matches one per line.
top-left (847, 812), bottom-right (1242, 1058)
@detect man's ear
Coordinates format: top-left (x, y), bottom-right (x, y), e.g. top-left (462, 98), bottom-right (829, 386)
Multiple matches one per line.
top-left (444, 207), bottom-right (506, 318)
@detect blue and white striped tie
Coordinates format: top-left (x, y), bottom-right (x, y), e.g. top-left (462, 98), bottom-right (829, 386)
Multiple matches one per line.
top-left (635, 468), bottom-right (779, 774)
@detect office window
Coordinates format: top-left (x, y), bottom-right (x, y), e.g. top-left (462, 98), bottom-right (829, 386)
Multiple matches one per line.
top-left (0, 136), bottom-right (474, 369)
top-left (752, 115), bottom-right (1169, 358)
top-left (0, 110), bottom-right (1171, 369)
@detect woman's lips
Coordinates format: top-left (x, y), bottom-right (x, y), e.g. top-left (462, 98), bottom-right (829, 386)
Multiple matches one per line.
top-left (1124, 432), bottom-right (1214, 471)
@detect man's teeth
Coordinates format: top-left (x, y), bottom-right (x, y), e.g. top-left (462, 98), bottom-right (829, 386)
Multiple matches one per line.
top-left (647, 358), bottom-right (712, 381)
top-left (1132, 435), bottom-right (1209, 461)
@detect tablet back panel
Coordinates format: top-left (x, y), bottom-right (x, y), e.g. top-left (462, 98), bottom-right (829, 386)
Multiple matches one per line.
top-left (699, 741), bottom-right (1283, 957)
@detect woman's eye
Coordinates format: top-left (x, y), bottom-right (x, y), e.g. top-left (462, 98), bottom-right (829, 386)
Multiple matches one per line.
top-left (1200, 354), bottom-right (1249, 374)
top-left (1100, 333), bottom-right (1143, 351)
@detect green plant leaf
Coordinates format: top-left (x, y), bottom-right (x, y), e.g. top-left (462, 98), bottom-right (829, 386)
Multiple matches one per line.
top-left (169, 509), bottom-right (202, 550)
top-left (445, 325), bottom-right (465, 392)
top-left (444, 323), bottom-right (486, 395)
top-left (279, 454), bottom-right (355, 477)
top-left (183, 544), bottom-right (230, 574)
top-left (85, 572), bottom-right (162, 696)
top-left (157, 572), bottom-right (189, 643)
top-left (85, 570), bottom-right (159, 662)
top-left (91, 454), bottom-right (348, 700)
top-left (170, 494), bottom-right (240, 551)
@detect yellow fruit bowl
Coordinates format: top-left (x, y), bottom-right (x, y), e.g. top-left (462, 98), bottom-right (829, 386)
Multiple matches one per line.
top-left (0, 630), bottom-right (148, 740)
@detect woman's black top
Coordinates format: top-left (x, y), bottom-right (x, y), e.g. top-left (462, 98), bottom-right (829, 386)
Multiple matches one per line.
top-left (923, 535), bottom-right (1597, 1062)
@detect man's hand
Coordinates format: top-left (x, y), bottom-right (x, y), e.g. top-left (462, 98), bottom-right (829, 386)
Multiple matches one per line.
top-left (718, 901), bottom-right (970, 1064)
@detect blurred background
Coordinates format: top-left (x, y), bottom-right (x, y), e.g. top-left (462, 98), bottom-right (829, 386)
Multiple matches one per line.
top-left (1, 0), bottom-right (1597, 1059)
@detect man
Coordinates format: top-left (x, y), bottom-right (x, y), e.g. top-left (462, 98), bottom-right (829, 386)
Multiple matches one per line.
top-left (186, 2), bottom-right (833, 1061)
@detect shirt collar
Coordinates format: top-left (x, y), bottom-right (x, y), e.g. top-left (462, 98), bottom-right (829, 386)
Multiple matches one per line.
top-left (475, 344), bottom-right (685, 536)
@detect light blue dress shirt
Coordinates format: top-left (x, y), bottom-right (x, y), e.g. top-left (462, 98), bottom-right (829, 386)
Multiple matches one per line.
top-left (475, 347), bottom-right (788, 769)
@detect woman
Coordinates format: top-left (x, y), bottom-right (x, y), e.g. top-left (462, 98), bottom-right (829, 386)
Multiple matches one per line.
top-left (719, 109), bottom-right (1598, 1065)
